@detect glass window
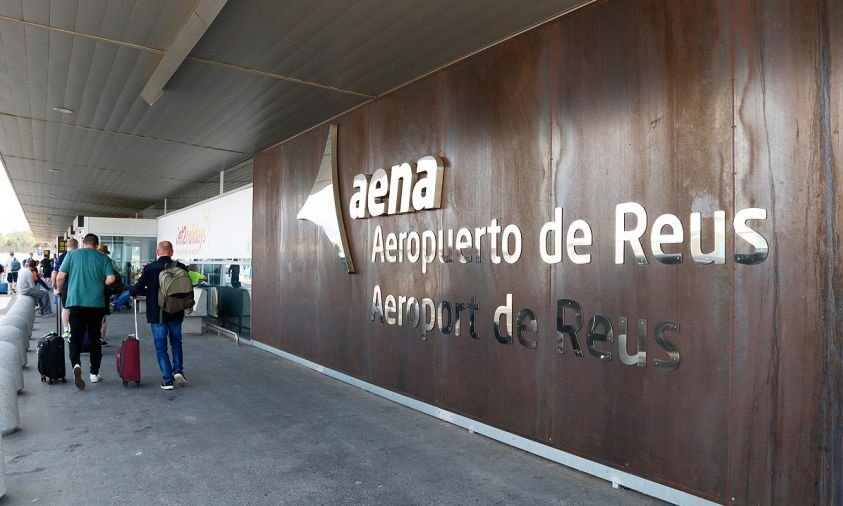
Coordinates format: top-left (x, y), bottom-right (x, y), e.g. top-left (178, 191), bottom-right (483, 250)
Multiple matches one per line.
top-left (99, 236), bottom-right (157, 283)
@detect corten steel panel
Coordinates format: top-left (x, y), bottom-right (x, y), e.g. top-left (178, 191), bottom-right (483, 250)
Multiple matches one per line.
top-left (730, 1), bottom-right (841, 504)
top-left (252, 0), bottom-right (840, 503)
top-left (548, 1), bottom-right (732, 501)
top-left (431, 33), bottom-right (554, 440)
top-left (349, 79), bottom-right (444, 402)
top-left (826, 1), bottom-right (843, 503)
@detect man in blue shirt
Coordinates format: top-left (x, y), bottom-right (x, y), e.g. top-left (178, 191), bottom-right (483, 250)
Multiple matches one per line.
top-left (55, 234), bottom-right (116, 390)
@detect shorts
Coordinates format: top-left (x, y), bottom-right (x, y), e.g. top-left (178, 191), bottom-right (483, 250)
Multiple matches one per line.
top-left (6, 271), bottom-right (17, 283)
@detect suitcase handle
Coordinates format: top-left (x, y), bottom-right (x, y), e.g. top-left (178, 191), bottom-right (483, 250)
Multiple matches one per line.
top-left (133, 297), bottom-right (139, 341)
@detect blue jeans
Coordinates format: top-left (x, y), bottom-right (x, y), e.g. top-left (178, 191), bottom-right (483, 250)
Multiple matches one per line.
top-left (150, 322), bottom-right (183, 382)
top-left (113, 290), bottom-right (132, 311)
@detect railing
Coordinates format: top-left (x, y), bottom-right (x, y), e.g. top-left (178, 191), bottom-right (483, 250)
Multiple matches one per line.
top-left (204, 321), bottom-right (242, 346)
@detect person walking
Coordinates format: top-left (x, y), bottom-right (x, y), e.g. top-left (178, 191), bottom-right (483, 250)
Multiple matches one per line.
top-left (130, 241), bottom-right (191, 390)
top-left (18, 260), bottom-right (53, 315)
top-left (5, 252), bottom-right (20, 294)
top-left (227, 263), bottom-right (241, 287)
top-left (39, 251), bottom-right (53, 287)
top-left (97, 245), bottom-right (122, 347)
top-left (53, 239), bottom-right (78, 337)
top-left (55, 234), bottom-right (116, 390)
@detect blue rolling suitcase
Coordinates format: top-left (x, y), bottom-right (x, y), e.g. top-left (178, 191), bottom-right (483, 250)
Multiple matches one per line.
top-left (0, 282), bottom-right (7, 294)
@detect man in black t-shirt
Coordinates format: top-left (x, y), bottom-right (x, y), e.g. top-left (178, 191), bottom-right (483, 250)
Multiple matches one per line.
top-left (39, 251), bottom-right (54, 287)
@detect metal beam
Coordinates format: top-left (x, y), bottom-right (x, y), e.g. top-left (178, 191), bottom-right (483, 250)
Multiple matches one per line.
top-left (141, 0), bottom-right (229, 105)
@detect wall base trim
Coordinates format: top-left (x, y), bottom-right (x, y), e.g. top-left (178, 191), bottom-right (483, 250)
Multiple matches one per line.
top-left (249, 339), bottom-right (717, 506)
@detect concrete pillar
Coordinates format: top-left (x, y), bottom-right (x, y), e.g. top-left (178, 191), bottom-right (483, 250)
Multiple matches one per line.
top-left (0, 367), bottom-right (19, 435)
top-left (0, 326), bottom-right (26, 369)
top-left (0, 342), bottom-right (23, 393)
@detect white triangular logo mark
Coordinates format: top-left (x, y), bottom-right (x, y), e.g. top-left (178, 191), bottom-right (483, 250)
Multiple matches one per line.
top-left (296, 124), bottom-right (355, 273)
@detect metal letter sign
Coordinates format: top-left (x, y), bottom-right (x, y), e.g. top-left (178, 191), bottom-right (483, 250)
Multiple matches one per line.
top-left (296, 124), bottom-right (356, 273)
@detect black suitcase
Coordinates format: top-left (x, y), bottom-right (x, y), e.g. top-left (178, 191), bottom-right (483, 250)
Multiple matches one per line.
top-left (38, 333), bottom-right (66, 384)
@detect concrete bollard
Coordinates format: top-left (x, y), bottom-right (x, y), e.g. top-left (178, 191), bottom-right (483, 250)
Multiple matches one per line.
top-left (0, 342), bottom-right (23, 393)
top-left (4, 312), bottom-right (33, 353)
top-left (8, 300), bottom-right (35, 327)
top-left (0, 432), bottom-right (6, 498)
top-left (0, 367), bottom-right (19, 435)
top-left (2, 294), bottom-right (17, 313)
top-left (9, 296), bottom-right (34, 311)
top-left (0, 326), bottom-right (26, 369)
top-left (6, 308), bottom-right (35, 351)
top-left (8, 296), bottom-right (33, 317)
top-left (7, 306), bottom-right (34, 334)
top-left (2, 313), bottom-right (32, 338)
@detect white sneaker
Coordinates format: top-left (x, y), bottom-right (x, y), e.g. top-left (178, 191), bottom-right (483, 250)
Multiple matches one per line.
top-left (89, 373), bottom-right (102, 383)
top-left (73, 364), bottom-right (85, 390)
top-left (174, 372), bottom-right (187, 386)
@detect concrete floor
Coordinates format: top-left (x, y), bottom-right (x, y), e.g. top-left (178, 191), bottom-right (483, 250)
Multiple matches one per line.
top-left (1, 297), bottom-right (661, 505)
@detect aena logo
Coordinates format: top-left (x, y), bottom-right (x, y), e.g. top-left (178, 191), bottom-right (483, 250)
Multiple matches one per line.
top-left (298, 124), bottom-right (447, 274)
top-left (348, 156), bottom-right (444, 219)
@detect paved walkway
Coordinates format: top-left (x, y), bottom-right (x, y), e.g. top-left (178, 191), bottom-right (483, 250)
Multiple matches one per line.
top-left (2, 301), bottom-right (661, 505)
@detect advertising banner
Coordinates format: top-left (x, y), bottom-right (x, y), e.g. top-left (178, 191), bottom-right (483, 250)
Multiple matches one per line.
top-left (157, 187), bottom-right (252, 261)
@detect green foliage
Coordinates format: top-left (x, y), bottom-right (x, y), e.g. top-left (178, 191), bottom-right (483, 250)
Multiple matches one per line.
top-left (0, 230), bottom-right (37, 254)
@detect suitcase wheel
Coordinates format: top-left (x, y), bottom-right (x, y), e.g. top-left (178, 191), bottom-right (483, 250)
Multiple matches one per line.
top-left (41, 376), bottom-right (46, 383)
top-left (123, 381), bottom-right (128, 387)
top-left (135, 380), bottom-right (140, 387)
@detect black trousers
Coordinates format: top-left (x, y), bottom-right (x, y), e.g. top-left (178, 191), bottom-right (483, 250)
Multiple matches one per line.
top-left (68, 306), bottom-right (105, 374)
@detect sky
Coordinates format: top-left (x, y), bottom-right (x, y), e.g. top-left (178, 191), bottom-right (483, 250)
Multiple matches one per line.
top-left (0, 159), bottom-right (30, 234)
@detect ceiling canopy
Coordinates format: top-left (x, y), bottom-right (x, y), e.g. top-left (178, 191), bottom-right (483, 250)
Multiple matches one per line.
top-left (0, 0), bottom-right (590, 239)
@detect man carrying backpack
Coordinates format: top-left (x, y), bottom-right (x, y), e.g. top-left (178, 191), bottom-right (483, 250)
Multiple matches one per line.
top-left (5, 252), bottom-right (21, 294)
top-left (130, 241), bottom-right (194, 390)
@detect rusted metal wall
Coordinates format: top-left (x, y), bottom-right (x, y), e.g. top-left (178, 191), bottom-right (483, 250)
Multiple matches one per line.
top-left (252, 0), bottom-right (841, 503)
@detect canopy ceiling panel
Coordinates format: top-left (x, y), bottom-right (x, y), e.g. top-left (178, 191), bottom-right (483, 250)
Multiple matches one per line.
top-left (3, 157), bottom-right (191, 194)
top-left (18, 196), bottom-right (150, 216)
top-left (0, 117), bottom-right (246, 177)
top-left (121, 59), bottom-right (368, 153)
top-left (0, 0), bottom-right (592, 239)
top-left (192, 0), bottom-right (590, 96)
top-left (0, 0), bottom-right (195, 50)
